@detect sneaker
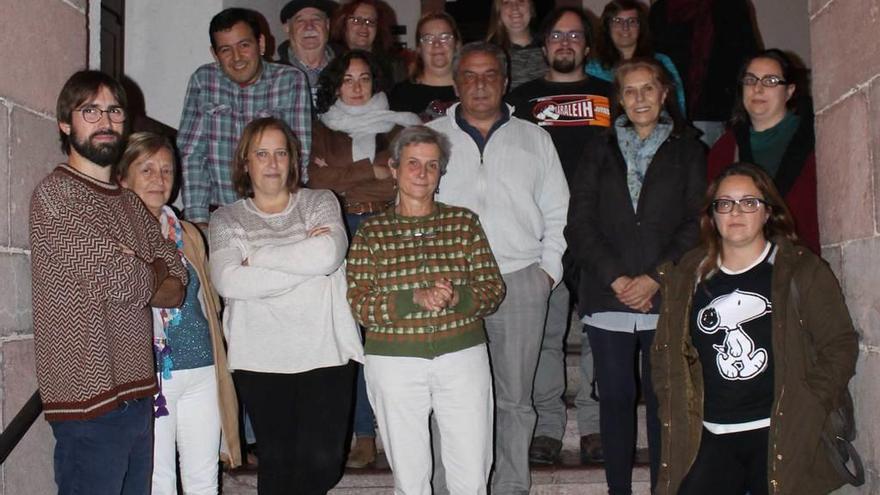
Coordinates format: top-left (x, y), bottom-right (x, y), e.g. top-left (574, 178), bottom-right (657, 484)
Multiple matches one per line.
top-left (580, 433), bottom-right (604, 464)
top-left (528, 436), bottom-right (563, 465)
top-left (346, 436), bottom-right (376, 469)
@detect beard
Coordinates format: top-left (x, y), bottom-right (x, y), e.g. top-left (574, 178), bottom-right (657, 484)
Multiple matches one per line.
top-left (69, 127), bottom-right (125, 167)
top-left (550, 56), bottom-right (578, 74)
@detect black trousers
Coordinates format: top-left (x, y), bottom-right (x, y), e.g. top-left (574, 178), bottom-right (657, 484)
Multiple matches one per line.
top-left (233, 362), bottom-right (357, 495)
top-left (586, 325), bottom-right (660, 495)
top-left (678, 427), bottom-right (770, 495)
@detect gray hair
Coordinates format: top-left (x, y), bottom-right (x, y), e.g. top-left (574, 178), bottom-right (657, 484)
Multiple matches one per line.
top-left (389, 126), bottom-right (452, 176)
top-left (452, 41), bottom-right (508, 82)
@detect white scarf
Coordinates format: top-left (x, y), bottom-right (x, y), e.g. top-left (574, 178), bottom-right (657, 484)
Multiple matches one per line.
top-left (319, 92), bottom-right (421, 162)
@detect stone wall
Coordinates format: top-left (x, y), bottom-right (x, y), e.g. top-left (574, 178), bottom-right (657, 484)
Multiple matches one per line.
top-left (810, 0), bottom-right (880, 492)
top-left (0, 0), bottom-right (87, 492)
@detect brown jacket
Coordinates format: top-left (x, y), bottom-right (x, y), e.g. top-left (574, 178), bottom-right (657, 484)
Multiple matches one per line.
top-left (181, 221), bottom-right (242, 468)
top-left (651, 237), bottom-right (858, 495)
top-left (306, 120), bottom-right (399, 205)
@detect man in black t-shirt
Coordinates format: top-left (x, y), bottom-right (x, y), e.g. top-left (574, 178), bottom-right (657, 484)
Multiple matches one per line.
top-left (506, 6), bottom-right (612, 466)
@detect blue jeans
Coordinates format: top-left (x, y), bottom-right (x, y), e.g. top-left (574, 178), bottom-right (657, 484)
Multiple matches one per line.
top-left (50, 397), bottom-right (153, 495)
top-left (346, 212), bottom-right (376, 438)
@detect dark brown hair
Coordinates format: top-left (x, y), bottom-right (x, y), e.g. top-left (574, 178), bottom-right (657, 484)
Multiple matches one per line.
top-left (413, 11), bottom-right (461, 81)
top-left (232, 117), bottom-right (302, 198)
top-left (315, 49), bottom-right (384, 113)
top-left (116, 132), bottom-right (175, 182)
top-left (612, 57), bottom-right (684, 133)
top-left (209, 8), bottom-right (262, 50)
top-left (331, 0), bottom-right (393, 52)
top-left (730, 49), bottom-right (804, 126)
top-left (56, 70), bottom-right (128, 154)
top-left (486, 0), bottom-right (536, 50)
top-left (697, 162), bottom-right (798, 282)
top-left (595, 0), bottom-right (653, 70)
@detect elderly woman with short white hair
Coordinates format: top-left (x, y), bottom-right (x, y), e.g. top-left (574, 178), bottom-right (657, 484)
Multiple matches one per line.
top-left (347, 125), bottom-right (506, 494)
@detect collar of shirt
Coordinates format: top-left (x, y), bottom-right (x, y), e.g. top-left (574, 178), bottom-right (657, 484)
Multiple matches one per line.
top-left (454, 104), bottom-right (510, 154)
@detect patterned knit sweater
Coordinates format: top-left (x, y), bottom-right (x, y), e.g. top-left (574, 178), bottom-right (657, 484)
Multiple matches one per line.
top-left (347, 204), bottom-right (506, 358)
top-left (29, 165), bottom-right (187, 421)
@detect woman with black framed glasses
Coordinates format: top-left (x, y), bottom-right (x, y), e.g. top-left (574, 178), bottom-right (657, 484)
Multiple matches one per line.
top-left (708, 49), bottom-right (819, 254)
top-left (566, 57), bottom-right (705, 495)
top-left (389, 12), bottom-right (461, 122)
top-left (652, 162), bottom-right (858, 495)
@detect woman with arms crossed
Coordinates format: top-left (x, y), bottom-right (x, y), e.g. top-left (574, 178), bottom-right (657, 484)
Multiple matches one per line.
top-left (209, 118), bottom-right (363, 494)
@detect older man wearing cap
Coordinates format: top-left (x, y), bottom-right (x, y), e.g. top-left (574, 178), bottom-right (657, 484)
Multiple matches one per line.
top-left (278, 0), bottom-right (338, 106)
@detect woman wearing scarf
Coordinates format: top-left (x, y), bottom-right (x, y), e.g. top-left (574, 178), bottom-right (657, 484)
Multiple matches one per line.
top-left (308, 48), bottom-right (421, 468)
top-left (116, 132), bottom-right (240, 494)
top-left (565, 58), bottom-right (705, 495)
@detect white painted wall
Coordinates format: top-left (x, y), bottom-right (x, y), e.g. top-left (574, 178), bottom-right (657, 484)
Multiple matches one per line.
top-left (384, 0), bottom-right (420, 49)
top-left (125, 0), bottom-right (223, 128)
top-left (752, 0), bottom-right (811, 66)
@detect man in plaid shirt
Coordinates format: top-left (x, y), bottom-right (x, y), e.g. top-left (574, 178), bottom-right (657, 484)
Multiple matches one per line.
top-left (178, 8), bottom-right (312, 226)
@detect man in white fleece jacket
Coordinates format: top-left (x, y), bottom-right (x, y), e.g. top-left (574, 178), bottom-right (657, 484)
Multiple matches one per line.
top-left (428, 41), bottom-right (570, 495)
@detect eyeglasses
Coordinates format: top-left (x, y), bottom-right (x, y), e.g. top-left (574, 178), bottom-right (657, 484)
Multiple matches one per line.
top-left (78, 106), bottom-right (126, 124)
top-left (741, 74), bottom-right (787, 88)
top-left (711, 197), bottom-right (767, 214)
top-left (347, 16), bottom-right (377, 27)
top-left (547, 30), bottom-right (586, 43)
top-left (419, 33), bottom-right (455, 46)
top-left (610, 17), bottom-right (640, 29)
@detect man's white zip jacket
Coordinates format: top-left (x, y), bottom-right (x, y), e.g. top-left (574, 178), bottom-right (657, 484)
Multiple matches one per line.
top-left (428, 103), bottom-right (569, 287)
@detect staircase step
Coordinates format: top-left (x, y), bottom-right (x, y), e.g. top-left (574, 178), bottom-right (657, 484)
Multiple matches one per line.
top-left (221, 461), bottom-right (652, 494)
top-left (560, 402), bottom-right (648, 451)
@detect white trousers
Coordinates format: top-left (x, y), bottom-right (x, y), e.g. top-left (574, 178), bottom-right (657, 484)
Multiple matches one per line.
top-left (365, 344), bottom-right (494, 495)
top-left (152, 365), bottom-right (221, 495)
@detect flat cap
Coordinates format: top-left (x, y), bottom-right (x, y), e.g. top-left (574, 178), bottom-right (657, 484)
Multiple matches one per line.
top-left (280, 0), bottom-right (337, 24)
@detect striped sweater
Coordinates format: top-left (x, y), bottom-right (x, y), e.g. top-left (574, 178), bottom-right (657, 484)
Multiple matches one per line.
top-left (29, 165), bottom-right (187, 421)
top-left (347, 203), bottom-right (505, 358)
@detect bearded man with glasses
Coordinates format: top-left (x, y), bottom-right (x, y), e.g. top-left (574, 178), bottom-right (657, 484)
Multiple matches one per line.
top-left (30, 70), bottom-right (187, 495)
top-left (506, 6), bottom-right (613, 468)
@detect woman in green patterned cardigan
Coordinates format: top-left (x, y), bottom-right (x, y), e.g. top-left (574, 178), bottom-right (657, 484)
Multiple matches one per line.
top-left (347, 125), bottom-right (506, 494)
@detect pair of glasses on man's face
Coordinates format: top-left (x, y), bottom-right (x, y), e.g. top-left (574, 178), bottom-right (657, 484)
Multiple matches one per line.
top-left (546, 30), bottom-right (586, 43)
top-left (78, 106), bottom-right (126, 124)
top-left (347, 15), bottom-right (377, 27)
top-left (741, 74), bottom-right (787, 88)
top-left (419, 33), bottom-right (455, 46)
top-left (711, 198), bottom-right (767, 214)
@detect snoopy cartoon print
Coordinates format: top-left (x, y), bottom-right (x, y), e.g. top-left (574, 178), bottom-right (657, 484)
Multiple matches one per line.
top-left (697, 289), bottom-right (770, 380)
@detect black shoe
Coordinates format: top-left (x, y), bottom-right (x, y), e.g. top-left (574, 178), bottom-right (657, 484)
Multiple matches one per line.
top-left (579, 433), bottom-right (604, 464)
top-left (529, 436), bottom-right (562, 465)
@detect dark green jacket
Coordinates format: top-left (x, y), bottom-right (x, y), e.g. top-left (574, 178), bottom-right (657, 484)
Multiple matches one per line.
top-left (651, 237), bottom-right (858, 495)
